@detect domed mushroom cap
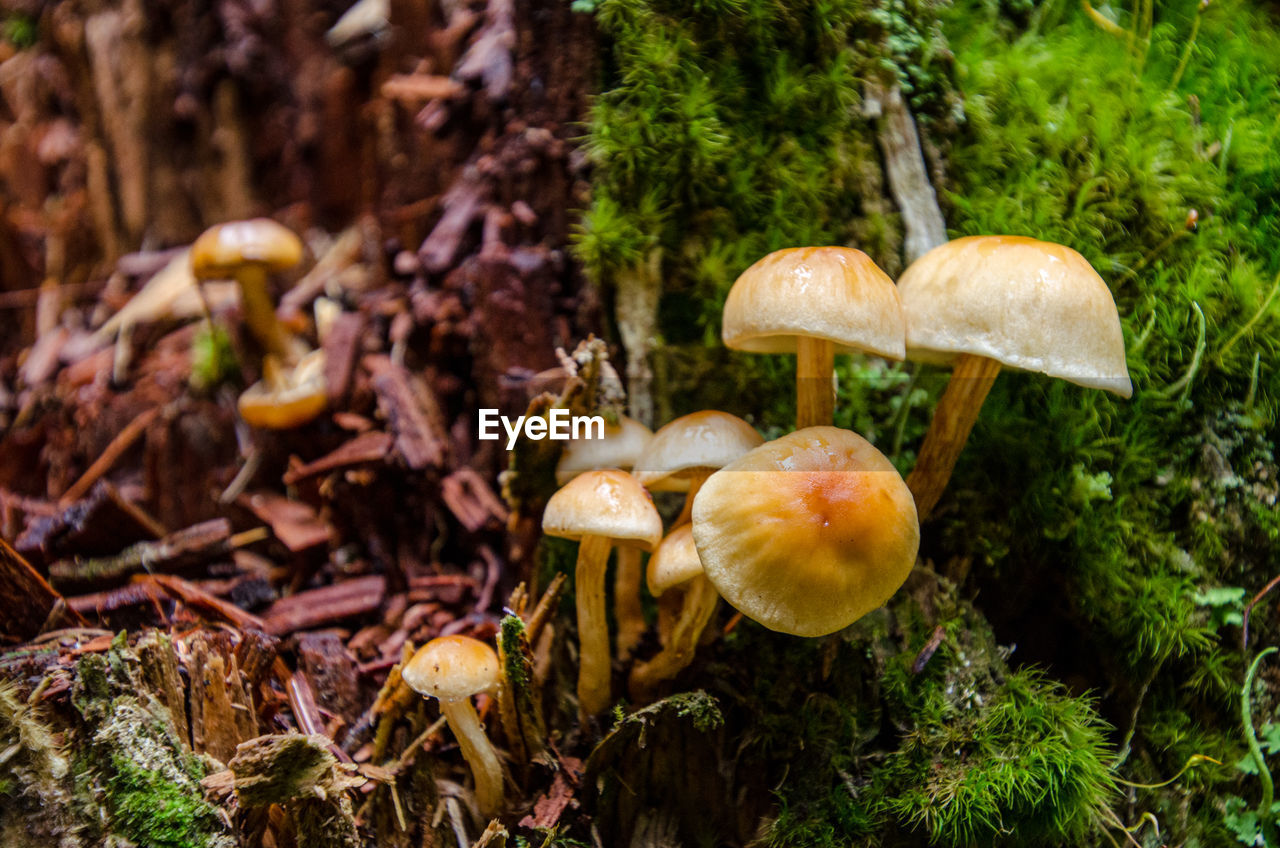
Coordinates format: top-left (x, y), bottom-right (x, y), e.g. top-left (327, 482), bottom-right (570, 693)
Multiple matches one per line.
top-left (191, 219), bottom-right (304, 278)
top-left (542, 469), bottom-right (662, 551)
top-left (555, 415), bottom-right (653, 485)
top-left (647, 525), bottom-right (703, 596)
top-left (897, 235), bottom-right (1132, 397)
top-left (634, 411), bottom-right (764, 492)
top-left (722, 247), bottom-right (906, 359)
top-left (403, 635), bottom-right (501, 701)
top-left (691, 427), bottom-right (919, 637)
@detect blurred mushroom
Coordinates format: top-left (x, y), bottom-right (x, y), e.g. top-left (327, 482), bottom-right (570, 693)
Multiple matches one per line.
top-left (628, 525), bottom-right (719, 700)
top-left (897, 236), bottom-right (1131, 518)
top-left (403, 635), bottom-right (505, 817)
top-left (237, 349), bottom-right (328, 430)
top-left (191, 218), bottom-right (306, 363)
top-left (722, 247), bottom-right (906, 428)
top-left (692, 427), bottom-right (919, 637)
top-left (542, 470), bottom-right (662, 715)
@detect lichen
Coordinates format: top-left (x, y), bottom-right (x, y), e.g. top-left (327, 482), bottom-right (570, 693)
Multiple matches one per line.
top-left (71, 637), bottom-right (234, 848)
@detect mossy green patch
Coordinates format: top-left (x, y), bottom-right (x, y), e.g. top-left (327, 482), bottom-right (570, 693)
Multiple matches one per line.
top-left (72, 640), bottom-right (233, 848)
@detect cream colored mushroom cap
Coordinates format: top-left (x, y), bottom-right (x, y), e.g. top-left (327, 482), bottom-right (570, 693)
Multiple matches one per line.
top-left (633, 411), bottom-right (764, 492)
top-left (403, 635), bottom-right (501, 701)
top-left (542, 469), bottom-right (662, 551)
top-left (897, 235), bottom-right (1132, 397)
top-left (191, 218), bottom-right (304, 279)
top-left (555, 415), bottom-right (653, 485)
top-left (691, 427), bottom-right (919, 637)
top-left (647, 524), bottom-right (704, 596)
top-left (722, 246), bottom-right (906, 359)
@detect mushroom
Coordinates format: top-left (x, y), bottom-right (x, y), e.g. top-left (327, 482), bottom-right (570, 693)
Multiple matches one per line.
top-left (542, 469), bottom-right (662, 715)
top-left (897, 236), bottom-right (1132, 518)
top-left (555, 415), bottom-right (653, 485)
top-left (633, 410), bottom-right (764, 526)
top-left (191, 219), bottom-right (329, 429)
top-left (191, 218), bottom-right (307, 363)
top-left (722, 247), bottom-right (906, 429)
top-left (691, 426), bottom-right (919, 637)
top-left (555, 415), bottom-right (654, 660)
top-left (627, 524), bottom-right (719, 699)
top-left (403, 635), bottom-right (505, 817)
top-left (236, 349), bottom-right (328, 430)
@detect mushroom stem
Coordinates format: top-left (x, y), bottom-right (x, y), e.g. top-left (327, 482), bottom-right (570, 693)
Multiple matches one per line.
top-left (236, 265), bottom-right (302, 363)
top-left (575, 534), bottom-right (614, 715)
top-left (673, 468), bottom-right (712, 526)
top-left (796, 336), bottom-right (835, 429)
top-left (614, 547), bottom-right (646, 660)
top-left (905, 353), bottom-right (1002, 518)
top-left (438, 696), bottom-right (505, 817)
top-left (628, 575), bottom-right (719, 700)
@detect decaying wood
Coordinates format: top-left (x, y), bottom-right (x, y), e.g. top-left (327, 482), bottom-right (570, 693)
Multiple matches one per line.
top-left (441, 468), bottom-right (509, 533)
top-left (261, 575), bottom-right (387, 635)
top-left (864, 78), bottom-right (948, 263)
top-left (137, 629), bottom-right (190, 743)
top-left (283, 431), bottom-right (393, 486)
top-left (0, 535), bottom-right (85, 640)
top-left (367, 355), bottom-right (449, 470)
top-left (240, 492), bottom-right (334, 553)
top-left (48, 517), bottom-right (237, 589)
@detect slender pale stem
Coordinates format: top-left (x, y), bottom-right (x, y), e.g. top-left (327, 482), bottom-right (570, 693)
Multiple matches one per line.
top-left (613, 547), bottom-right (646, 660)
top-left (237, 265), bottom-right (302, 363)
top-left (439, 697), bottom-right (505, 817)
top-left (796, 336), bottom-right (835, 429)
top-left (674, 468), bottom-right (712, 526)
top-left (575, 534), bottom-right (614, 715)
top-left (628, 575), bottom-right (719, 701)
top-left (905, 353), bottom-right (1002, 519)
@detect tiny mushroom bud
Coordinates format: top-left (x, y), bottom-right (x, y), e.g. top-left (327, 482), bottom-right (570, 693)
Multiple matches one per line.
top-left (633, 410), bottom-right (764, 526)
top-left (722, 247), bottom-right (906, 429)
top-left (692, 427), bottom-right (919, 637)
top-left (628, 524), bottom-right (719, 700)
top-left (191, 218), bottom-right (306, 363)
top-left (554, 414), bottom-right (654, 660)
top-left (542, 469), bottom-right (662, 715)
top-left (403, 635), bottom-right (505, 817)
top-left (897, 235), bottom-right (1131, 518)
top-left (237, 349), bottom-right (328, 430)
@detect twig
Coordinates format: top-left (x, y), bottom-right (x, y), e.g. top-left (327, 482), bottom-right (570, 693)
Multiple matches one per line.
top-left (59, 406), bottom-right (162, 505)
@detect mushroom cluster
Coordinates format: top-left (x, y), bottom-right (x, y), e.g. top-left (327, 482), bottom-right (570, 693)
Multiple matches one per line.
top-left (393, 234), bottom-right (1132, 825)
top-left (535, 234), bottom-right (1130, 715)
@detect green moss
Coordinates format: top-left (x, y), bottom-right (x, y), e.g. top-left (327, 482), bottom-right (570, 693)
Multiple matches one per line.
top-left (189, 321), bottom-right (239, 393)
top-left (578, 0), bottom-right (959, 431)
top-left (875, 668), bottom-right (1116, 845)
top-left (105, 754), bottom-right (225, 848)
top-left (72, 643), bottom-right (233, 848)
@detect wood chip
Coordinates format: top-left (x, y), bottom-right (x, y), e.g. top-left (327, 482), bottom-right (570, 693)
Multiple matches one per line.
top-left (240, 492), bottom-right (333, 553)
top-left (440, 467), bottom-right (509, 532)
top-left (0, 536), bottom-right (85, 640)
top-left (260, 575), bottom-right (387, 636)
top-left (282, 431), bottom-right (393, 486)
top-left (366, 355), bottom-right (448, 470)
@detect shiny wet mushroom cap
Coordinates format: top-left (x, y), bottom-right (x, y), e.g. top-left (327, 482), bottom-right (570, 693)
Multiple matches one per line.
top-left (692, 427), bottom-right (919, 637)
top-left (897, 235), bottom-right (1131, 517)
top-left (722, 247), bottom-right (906, 428)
